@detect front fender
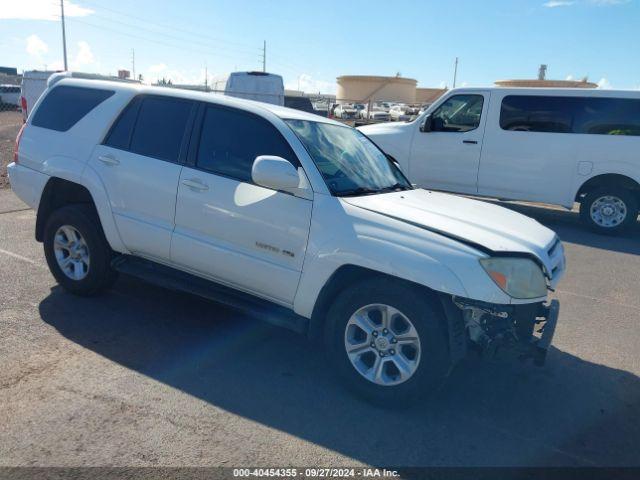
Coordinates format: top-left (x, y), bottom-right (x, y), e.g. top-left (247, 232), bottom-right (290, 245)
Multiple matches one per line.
top-left (293, 195), bottom-right (512, 319)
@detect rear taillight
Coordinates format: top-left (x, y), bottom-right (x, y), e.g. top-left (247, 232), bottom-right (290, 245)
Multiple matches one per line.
top-left (20, 96), bottom-right (27, 113)
top-left (14, 123), bottom-right (26, 164)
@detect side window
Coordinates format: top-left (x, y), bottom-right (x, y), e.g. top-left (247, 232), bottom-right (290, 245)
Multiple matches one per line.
top-left (129, 96), bottom-right (194, 162)
top-left (104, 96), bottom-right (141, 150)
top-left (574, 98), bottom-right (640, 136)
top-left (31, 86), bottom-right (114, 132)
top-left (430, 94), bottom-right (484, 132)
top-left (500, 96), bottom-right (576, 133)
top-left (196, 105), bottom-right (298, 183)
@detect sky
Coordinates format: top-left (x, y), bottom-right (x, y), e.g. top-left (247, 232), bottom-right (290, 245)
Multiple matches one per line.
top-left (1, 0), bottom-right (639, 93)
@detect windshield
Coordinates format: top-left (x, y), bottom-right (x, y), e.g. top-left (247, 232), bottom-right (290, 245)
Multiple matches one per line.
top-left (286, 120), bottom-right (412, 197)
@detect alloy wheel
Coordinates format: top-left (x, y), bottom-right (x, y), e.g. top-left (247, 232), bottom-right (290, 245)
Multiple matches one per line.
top-left (344, 303), bottom-right (421, 386)
top-left (53, 225), bottom-right (90, 280)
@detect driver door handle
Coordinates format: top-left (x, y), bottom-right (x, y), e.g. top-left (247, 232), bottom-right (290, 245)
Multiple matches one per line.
top-left (463, 140), bottom-right (478, 145)
top-left (181, 178), bottom-right (209, 191)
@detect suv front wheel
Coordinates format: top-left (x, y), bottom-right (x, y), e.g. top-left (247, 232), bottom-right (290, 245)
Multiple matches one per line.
top-left (324, 278), bottom-right (450, 405)
top-left (43, 204), bottom-right (117, 296)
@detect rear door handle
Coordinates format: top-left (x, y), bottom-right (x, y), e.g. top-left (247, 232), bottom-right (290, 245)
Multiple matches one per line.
top-left (98, 154), bottom-right (120, 166)
top-left (462, 140), bottom-right (478, 145)
top-left (181, 178), bottom-right (209, 191)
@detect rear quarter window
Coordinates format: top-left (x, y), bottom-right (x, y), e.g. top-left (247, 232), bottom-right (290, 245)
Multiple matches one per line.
top-left (31, 85), bottom-right (114, 132)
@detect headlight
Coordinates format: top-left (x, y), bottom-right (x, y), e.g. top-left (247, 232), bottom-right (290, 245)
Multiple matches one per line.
top-left (480, 257), bottom-right (547, 299)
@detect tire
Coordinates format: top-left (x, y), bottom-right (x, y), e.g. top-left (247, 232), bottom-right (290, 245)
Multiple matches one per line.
top-left (324, 277), bottom-right (450, 406)
top-left (580, 187), bottom-right (639, 235)
top-left (43, 204), bottom-right (117, 296)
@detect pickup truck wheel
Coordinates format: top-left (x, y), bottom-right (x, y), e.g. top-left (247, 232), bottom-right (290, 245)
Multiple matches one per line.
top-left (580, 187), bottom-right (638, 234)
top-left (43, 204), bottom-right (117, 296)
top-left (324, 278), bottom-right (449, 405)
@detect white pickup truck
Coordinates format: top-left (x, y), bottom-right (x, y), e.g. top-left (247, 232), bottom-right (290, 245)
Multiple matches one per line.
top-left (8, 74), bottom-right (564, 403)
top-left (360, 87), bottom-right (640, 234)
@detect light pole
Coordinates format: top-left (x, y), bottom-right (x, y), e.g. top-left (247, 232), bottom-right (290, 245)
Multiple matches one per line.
top-left (60, 0), bottom-right (68, 70)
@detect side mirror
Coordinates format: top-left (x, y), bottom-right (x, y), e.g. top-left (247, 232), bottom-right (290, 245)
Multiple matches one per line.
top-left (252, 155), bottom-right (300, 191)
top-left (419, 114), bottom-right (432, 132)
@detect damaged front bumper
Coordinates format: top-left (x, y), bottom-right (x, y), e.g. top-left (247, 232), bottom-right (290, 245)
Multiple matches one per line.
top-left (442, 296), bottom-right (560, 366)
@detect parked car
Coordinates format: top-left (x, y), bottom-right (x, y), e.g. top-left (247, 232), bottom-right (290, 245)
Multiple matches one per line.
top-left (20, 70), bottom-right (57, 121)
top-left (353, 103), bottom-right (367, 118)
top-left (0, 84), bottom-right (20, 109)
top-left (333, 103), bottom-right (359, 119)
top-left (284, 95), bottom-right (315, 114)
top-left (362, 107), bottom-right (390, 122)
top-left (389, 105), bottom-right (412, 122)
top-left (360, 87), bottom-right (640, 234)
top-left (224, 71), bottom-right (284, 106)
top-left (9, 76), bottom-right (564, 403)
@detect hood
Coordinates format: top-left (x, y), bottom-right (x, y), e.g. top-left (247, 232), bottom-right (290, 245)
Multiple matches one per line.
top-left (358, 121), bottom-right (409, 135)
top-left (342, 189), bottom-right (562, 278)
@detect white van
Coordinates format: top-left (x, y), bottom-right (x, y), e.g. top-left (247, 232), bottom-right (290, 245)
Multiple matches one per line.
top-left (21, 70), bottom-right (57, 121)
top-left (224, 71), bottom-right (284, 106)
top-left (359, 87), bottom-right (640, 234)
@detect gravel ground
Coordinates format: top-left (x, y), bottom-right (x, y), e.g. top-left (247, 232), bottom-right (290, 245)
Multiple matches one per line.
top-left (0, 187), bottom-right (638, 468)
top-left (0, 111), bottom-right (22, 189)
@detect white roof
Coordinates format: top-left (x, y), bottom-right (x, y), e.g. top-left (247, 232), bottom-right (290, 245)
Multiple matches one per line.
top-left (55, 76), bottom-right (344, 126)
top-left (448, 86), bottom-right (640, 98)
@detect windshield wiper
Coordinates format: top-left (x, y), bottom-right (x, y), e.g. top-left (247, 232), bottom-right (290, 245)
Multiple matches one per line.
top-left (337, 183), bottom-right (411, 197)
top-left (336, 187), bottom-right (382, 197)
top-left (377, 183), bottom-right (412, 193)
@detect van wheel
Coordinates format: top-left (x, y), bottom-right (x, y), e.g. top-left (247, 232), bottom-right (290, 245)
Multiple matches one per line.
top-left (580, 187), bottom-right (638, 234)
top-left (324, 278), bottom-right (450, 406)
top-left (43, 204), bottom-right (117, 296)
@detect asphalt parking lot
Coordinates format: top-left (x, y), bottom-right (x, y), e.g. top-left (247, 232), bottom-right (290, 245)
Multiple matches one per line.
top-left (0, 186), bottom-right (639, 467)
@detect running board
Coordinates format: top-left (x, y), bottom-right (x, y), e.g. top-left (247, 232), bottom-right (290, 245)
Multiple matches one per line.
top-left (111, 255), bottom-right (309, 334)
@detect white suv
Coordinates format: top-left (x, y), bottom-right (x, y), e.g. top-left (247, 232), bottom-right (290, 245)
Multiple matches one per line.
top-left (8, 75), bottom-right (565, 403)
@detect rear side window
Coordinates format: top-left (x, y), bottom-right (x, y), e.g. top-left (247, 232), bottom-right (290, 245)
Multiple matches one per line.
top-left (196, 105), bottom-right (298, 183)
top-left (104, 97), bottom-right (141, 150)
top-left (129, 96), bottom-right (194, 162)
top-left (31, 86), bottom-right (114, 132)
top-left (500, 95), bottom-right (640, 136)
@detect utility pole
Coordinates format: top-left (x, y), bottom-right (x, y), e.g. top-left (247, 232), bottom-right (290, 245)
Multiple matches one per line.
top-left (262, 40), bottom-right (266, 73)
top-left (131, 48), bottom-right (136, 80)
top-left (60, 0), bottom-right (68, 70)
top-left (452, 57), bottom-right (458, 89)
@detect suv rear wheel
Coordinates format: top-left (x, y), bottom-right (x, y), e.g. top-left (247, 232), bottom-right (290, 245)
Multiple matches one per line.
top-left (43, 204), bottom-right (117, 295)
top-left (324, 278), bottom-right (450, 405)
top-left (580, 187), bottom-right (638, 235)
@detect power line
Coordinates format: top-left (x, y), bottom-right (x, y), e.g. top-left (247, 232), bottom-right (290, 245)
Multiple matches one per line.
top-left (49, 2), bottom-right (262, 59)
top-left (73, 0), bottom-right (261, 52)
top-left (62, 16), bottom-right (261, 66)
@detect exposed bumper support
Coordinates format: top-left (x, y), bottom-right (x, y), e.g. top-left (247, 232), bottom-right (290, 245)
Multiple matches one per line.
top-left (533, 299), bottom-right (559, 366)
top-left (445, 296), bottom-right (560, 367)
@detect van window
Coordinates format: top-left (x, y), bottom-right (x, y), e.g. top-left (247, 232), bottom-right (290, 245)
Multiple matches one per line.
top-left (500, 95), bottom-right (640, 136)
top-left (104, 97), bottom-right (142, 150)
top-left (430, 94), bottom-right (484, 132)
top-left (196, 105), bottom-right (298, 183)
top-left (574, 98), bottom-right (640, 136)
top-left (129, 96), bottom-right (194, 162)
top-left (31, 86), bottom-right (114, 132)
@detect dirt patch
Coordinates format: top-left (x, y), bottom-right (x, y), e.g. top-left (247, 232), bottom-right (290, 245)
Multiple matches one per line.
top-left (0, 111), bottom-right (22, 189)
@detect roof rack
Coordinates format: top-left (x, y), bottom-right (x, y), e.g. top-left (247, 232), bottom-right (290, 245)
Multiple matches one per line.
top-left (48, 71), bottom-right (142, 88)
